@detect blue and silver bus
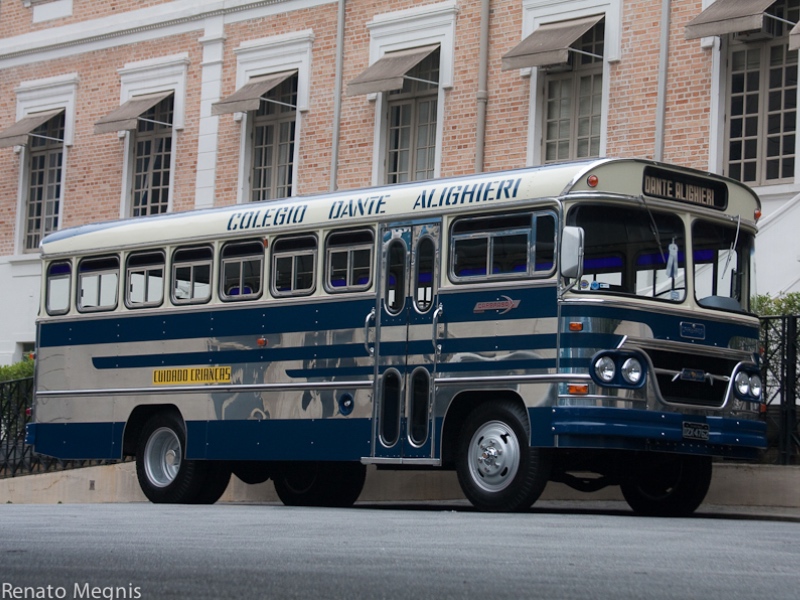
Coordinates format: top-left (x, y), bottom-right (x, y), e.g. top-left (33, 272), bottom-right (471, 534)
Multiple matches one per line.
top-left (27, 158), bottom-right (766, 514)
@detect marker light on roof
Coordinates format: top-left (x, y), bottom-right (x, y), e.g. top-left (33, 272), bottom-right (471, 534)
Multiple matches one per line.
top-left (587, 174), bottom-right (599, 187)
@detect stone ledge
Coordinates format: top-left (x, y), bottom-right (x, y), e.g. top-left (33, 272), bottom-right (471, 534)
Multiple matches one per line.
top-left (2, 462), bottom-right (798, 509)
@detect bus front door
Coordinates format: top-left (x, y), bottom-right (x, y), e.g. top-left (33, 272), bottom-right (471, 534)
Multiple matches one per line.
top-left (372, 221), bottom-right (441, 462)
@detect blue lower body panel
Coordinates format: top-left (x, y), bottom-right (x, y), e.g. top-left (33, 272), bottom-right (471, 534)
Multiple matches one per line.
top-left (26, 422), bottom-right (125, 460)
top-left (529, 407), bottom-right (766, 460)
top-left (187, 418), bottom-right (371, 461)
top-left (28, 418), bottom-right (372, 462)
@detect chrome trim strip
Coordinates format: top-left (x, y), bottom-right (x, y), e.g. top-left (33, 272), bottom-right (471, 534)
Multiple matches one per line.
top-left (37, 380), bottom-right (374, 398)
top-left (654, 368), bottom-right (730, 385)
top-left (626, 338), bottom-right (751, 360)
top-left (559, 297), bottom-right (759, 326)
top-left (434, 373), bottom-right (589, 386)
top-left (361, 457), bottom-right (441, 466)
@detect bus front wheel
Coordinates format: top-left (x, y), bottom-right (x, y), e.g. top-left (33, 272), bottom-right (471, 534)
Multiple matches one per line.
top-left (456, 401), bottom-right (550, 512)
top-left (273, 461), bottom-right (366, 507)
top-left (620, 454), bottom-right (712, 517)
top-left (135, 412), bottom-right (210, 504)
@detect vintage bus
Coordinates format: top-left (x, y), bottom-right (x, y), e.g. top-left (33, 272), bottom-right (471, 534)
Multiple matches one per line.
top-left (26, 158), bottom-right (766, 515)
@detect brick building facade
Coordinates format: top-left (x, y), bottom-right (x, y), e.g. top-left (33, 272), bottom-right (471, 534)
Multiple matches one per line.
top-left (0, 0), bottom-right (797, 364)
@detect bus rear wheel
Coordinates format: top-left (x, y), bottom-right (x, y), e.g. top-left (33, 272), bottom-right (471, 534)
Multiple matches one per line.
top-left (620, 454), bottom-right (712, 517)
top-left (456, 401), bottom-right (550, 512)
top-left (273, 461), bottom-right (366, 507)
top-left (135, 412), bottom-right (208, 504)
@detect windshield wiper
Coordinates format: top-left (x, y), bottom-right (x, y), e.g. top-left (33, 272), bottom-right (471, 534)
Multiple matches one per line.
top-left (639, 195), bottom-right (666, 264)
top-left (721, 214), bottom-right (741, 280)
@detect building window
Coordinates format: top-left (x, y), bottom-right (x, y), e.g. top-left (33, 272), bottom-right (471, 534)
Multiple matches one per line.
top-left (725, 0), bottom-right (799, 185)
top-left (25, 111), bottom-right (64, 251)
top-left (252, 74), bottom-right (297, 202)
top-left (132, 95), bottom-right (173, 217)
top-left (386, 49), bottom-right (440, 184)
top-left (542, 23), bottom-right (604, 163)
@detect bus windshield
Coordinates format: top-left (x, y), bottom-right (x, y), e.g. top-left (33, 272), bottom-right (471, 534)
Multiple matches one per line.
top-left (569, 203), bottom-right (753, 311)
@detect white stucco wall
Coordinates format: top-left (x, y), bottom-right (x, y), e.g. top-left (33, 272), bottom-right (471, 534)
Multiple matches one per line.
top-left (0, 254), bottom-right (40, 366)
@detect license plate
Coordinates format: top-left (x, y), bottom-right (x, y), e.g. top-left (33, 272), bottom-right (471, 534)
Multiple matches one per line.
top-left (682, 421), bottom-right (709, 441)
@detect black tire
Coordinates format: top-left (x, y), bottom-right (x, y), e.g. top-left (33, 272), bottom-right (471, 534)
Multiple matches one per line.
top-left (232, 461), bottom-right (272, 485)
top-left (455, 401), bottom-right (550, 512)
top-left (620, 454), bottom-right (712, 517)
top-left (273, 461), bottom-right (366, 507)
top-left (135, 412), bottom-right (207, 504)
top-left (192, 462), bottom-right (232, 505)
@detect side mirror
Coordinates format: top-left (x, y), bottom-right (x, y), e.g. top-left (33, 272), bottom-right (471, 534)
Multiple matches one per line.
top-left (561, 226), bottom-right (584, 280)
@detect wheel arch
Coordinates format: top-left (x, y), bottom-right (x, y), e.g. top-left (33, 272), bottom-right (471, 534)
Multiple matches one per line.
top-left (123, 404), bottom-right (183, 457)
top-left (440, 390), bottom-right (529, 469)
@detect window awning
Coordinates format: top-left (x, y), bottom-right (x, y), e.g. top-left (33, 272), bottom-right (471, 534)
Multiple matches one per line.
top-left (94, 91), bottom-right (173, 134)
top-left (685, 0), bottom-right (779, 40)
top-left (790, 21), bottom-right (800, 50)
top-left (211, 70), bottom-right (297, 115)
top-left (0, 108), bottom-right (64, 149)
top-left (347, 44), bottom-right (439, 96)
top-left (502, 14), bottom-right (604, 71)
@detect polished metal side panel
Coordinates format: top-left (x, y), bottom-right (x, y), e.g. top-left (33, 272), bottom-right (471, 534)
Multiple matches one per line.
top-left (34, 295), bottom-right (377, 427)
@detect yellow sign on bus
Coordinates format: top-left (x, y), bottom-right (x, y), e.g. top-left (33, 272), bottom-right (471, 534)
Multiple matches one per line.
top-left (152, 366), bottom-right (232, 385)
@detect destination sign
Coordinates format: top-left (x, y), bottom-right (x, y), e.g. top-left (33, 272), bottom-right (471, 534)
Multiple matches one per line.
top-left (642, 166), bottom-right (727, 210)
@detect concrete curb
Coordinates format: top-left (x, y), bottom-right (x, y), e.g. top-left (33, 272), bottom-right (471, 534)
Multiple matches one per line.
top-left (2, 462), bottom-right (799, 510)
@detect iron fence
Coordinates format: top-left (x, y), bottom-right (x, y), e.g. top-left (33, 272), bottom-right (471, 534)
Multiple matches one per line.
top-left (760, 316), bottom-right (800, 465)
top-left (2, 315), bottom-right (800, 478)
top-left (0, 377), bottom-right (125, 479)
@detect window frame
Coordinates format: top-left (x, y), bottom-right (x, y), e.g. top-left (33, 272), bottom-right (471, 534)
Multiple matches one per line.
top-left (125, 250), bottom-right (166, 310)
top-left (271, 235), bottom-right (317, 297)
top-left (414, 235), bottom-right (437, 314)
top-left (250, 74), bottom-right (298, 203)
top-left (324, 229), bottom-right (375, 294)
top-left (448, 211), bottom-right (558, 284)
top-left (131, 94), bottom-right (174, 217)
top-left (77, 255), bottom-right (120, 313)
top-left (540, 22), bottom-right (605, 164)
top-left (25, 111), bottom-right (65, 252)
top-left (45, 260), bottom-right (72, 316)
top-left (171, 245), bottom-right (214, 306)
top-left (384, 49), bottom-right (440, 185)
top-left (723, 5), bottom-right (799, 187)
top-left (219, 239), bottom-right (265, 302)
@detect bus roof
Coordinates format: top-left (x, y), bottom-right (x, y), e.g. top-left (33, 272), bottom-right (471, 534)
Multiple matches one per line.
top-left (40, 158), bottom-right (760, 257)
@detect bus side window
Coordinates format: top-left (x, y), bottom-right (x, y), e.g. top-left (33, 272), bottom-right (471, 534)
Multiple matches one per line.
top-left (534, 213), bottom-right (556, 273)
top-left (78, 256), bottom-right (119, 312)
top-left (450, 213), bottom-right (533, 281)
top-left (220, 240), bottom-right (264, 301)
top-left (172, 246), bottom-right (213, 305)
top-left (46, 261), bottom-right (72, 316)
top-left (272, 235), bottom-right (317, 296)
top-left (325, 229), bottom-right (373, 293)
top-left (126, 251), bottom-right (165, 308)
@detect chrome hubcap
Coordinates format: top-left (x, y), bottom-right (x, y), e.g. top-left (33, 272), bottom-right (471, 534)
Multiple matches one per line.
top-left (468, 420), bottom-right (521, 493)
top-left (144, 427), bottom-right (182, 488)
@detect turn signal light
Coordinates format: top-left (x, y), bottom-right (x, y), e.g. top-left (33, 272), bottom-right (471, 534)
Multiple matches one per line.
top-left (567, 384), bottom-right (589, 395)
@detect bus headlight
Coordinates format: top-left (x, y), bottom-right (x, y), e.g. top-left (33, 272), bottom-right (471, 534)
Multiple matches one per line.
top-left (735, 371), bottom-right (750, 396)
top-left (621, 358), bottom-right (643, 385)
top-left (589, 351), bottom-right (647, 389)
top-left (749, 374), bottom-right (762, 399)
top-left (594, 356), bottom-right (616, 383)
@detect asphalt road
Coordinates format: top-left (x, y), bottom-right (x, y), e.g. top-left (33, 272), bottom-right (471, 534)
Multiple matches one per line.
top-left (0, 502), bottom-right (798, 600)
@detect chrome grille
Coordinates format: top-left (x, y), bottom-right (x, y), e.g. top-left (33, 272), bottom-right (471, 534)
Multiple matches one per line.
top-left (644, 348), bottom-right (738, 407)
